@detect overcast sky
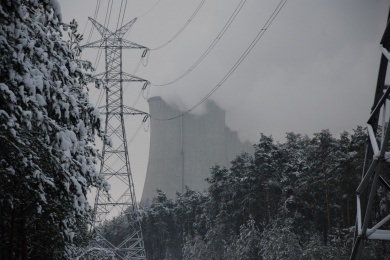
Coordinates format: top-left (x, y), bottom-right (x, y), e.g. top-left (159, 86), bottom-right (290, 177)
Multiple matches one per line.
top-left (60, 0), bottom-right (389, 199)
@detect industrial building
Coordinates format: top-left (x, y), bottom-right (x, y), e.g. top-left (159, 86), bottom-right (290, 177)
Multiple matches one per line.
top-left (141, 96), bottom-right (253, 204)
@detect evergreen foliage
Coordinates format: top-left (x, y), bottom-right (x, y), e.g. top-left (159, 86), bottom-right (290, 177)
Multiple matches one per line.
top-left (136, 127), bottom-right (390, 259)
top-left (0, 1), bottom-right (107, 258)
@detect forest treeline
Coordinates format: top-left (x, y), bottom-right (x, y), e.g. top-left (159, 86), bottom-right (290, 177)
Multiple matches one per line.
top-left (102, 127), bottom-right (390, 259)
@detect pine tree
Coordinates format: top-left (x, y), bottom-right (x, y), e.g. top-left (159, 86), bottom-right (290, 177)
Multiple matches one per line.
top-left (0, 1), bottom-right (107, 258)
top-left (260, 216), bottom-right (302, 260)
top-left (226, 216), bottom-right (261, 260)
top-left (137, 127), bottom-right (372, 259)
top-left (306, 130), bottom-right (338, 246)
top-left (254, 134), bottom-right (282, 226)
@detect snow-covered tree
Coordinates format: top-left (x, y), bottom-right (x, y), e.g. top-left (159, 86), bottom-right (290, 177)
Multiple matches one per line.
top-left (129, 128), bottom-right (375, 259)
top-left (260, 217), bottom-right (302, 260)
top-left (254, 134), bottom-right (282, 226)
top-left (182, 234), bottom-right (207, 260)
top-left (225, 216), bottom-right (261, 260)
top-left (0, 0), bottom-right (107, 258)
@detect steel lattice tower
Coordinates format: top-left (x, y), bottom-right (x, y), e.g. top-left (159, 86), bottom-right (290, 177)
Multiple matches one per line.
top-left (350, 9), bottom-right (390, 259)
top-left (83, 17), bottom-right (149, 259)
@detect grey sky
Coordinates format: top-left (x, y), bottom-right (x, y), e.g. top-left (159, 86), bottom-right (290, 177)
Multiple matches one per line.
top-left (60, 0), bottom-right (389, 199)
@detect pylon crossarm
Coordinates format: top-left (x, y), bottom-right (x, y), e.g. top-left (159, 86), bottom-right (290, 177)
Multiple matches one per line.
top-left (81, 38), bottom-right (105, 49)
top-left (92, 71), bottom-right (149, 83)
top-left (84, 39), bottom-right (147, 49)
top-left (122, 72), bottom-right (149, 83)
top-left (114, 18), bottom-right (137, 38)
top-left (122, 105), bottom-right (148, 115)
top-left (89, 17), bottom-right (113, 37)
top-left (121, 39), bottom-right (148, 49)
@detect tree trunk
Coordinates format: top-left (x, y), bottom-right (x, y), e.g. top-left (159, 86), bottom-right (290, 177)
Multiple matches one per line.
top-left (346, 181), bottom-right (351, 227)
top-left (266, 185), bottom-right (271, 225)
top-left (21, 210), bottom-right (28, 260)
top-left (325, 175), bottom-right (332, 236)
top-left (9, 208), bottom-right (16, 260)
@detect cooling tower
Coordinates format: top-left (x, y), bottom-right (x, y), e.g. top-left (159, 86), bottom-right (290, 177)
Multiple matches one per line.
top-left (141, 96), bottom-right (253, 204)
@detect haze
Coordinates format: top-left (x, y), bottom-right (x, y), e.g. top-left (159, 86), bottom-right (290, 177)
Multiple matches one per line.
top-left (60, 0), bottom-right (389, 199)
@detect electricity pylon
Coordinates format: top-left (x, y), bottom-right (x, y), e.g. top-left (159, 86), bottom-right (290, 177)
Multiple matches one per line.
top-left (83, 17), bottom-right (149, 259)
top-left (350, 11), bottom-right (390, 259)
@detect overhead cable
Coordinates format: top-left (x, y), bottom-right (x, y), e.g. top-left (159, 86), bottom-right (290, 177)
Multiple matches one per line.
top-left (92, 0), bottom-right (113, 74)
top-left (104, 0), bottom-right (114, 31)
top-left (151, 0), bottom-right (288, 121)
top-left (150, 0), bottom-right (206, 50)
top-left (152, 0), bottom-right (247, 87)
top-left (94, 0), bottom-right (121, 107)
top-left (80, 0), bottom-right (102, 60)
top-left (86, 0), bottom-right (102, 44)
top-left (120, 0), bottom-right (129, 29)
top-left (108, 116), bottom-right (148, 168)
top-left (128, 121), bottom-right (144, 145)
top-left (119, 56), bottom-right (148, 113)
top-left (115, 0), bottom-right (125, 32)
top-left (138, 0), bottom-right (162, 19)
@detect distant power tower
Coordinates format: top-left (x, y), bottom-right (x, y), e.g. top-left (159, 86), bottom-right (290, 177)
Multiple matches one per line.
top-left (350, 10), bottom-right (390, 259)
top-left (83, 17), bottom-right (149, 259)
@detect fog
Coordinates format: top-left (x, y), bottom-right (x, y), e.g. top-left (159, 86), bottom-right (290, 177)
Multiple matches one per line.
top-left (60, 0), bottom-right (389, 198)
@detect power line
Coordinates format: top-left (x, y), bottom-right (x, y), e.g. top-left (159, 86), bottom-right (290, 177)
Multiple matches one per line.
top-left (128, 118), bottom-right (148, 146)
top-left (98, 53), bottom-right (141, 108)
top-left (85, 0), bottom-right (101, 44)
top-left (120, 0), bottom-right (129, 29)
top-left (91, 0), bottom-right (113, 76)
top-left (107, 115), bottom-right (149, 174)
top-left (92, 0), bottom-right (116, 108)
top-left (104, 0), bottom-right (114, 31)
top-left (92, 0), bottom-right (244, 108)
top-left (115, 0), bottom-right (125, 32)
top-left (115, 0), bottom-right (129, 33)
top-left (95, 0), bottom-right (129, 73)
top-left (80, 0), bottom-right (103, 106)
top-left (96, 86), bottom-right (105, 107)
top-left (80, 0), bottom-right (102, 60)
top-left (152, 0), bottom-right (247, 87)
top-left (123, 57), bottom-right (145, 107)
top-left (151, 0), bottom-right (288, 121)
top-left (92, 0), bottom-right (146, 108)
top-left (138, 0), bottom-right (162, 19)
top-left (150, 0), bottom-right (206, 50)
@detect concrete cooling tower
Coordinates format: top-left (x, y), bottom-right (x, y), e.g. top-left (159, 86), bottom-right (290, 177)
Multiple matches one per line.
top-left (141, 96), bottom-right (253, 204)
